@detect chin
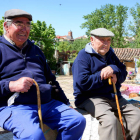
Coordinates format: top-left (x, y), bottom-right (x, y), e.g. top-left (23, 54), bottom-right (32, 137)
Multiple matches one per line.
top-left (100, 52), bottom-right (106, 55)
top-left (18, 39), bottom-right (27, 43)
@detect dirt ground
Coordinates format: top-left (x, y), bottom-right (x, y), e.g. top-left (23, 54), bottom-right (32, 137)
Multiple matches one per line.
top-left (56, 75), bottom-right (75, 107)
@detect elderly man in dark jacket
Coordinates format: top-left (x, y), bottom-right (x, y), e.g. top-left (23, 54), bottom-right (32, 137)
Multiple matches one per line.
top-left (0, 9), bottom-right (86, 140)
top-left (72, 28), bottom-right (140, 140)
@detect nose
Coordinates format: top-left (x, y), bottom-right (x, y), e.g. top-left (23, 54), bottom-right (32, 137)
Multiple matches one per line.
top-left (21, 25), bottom-right (27, 31)
top-left (103, 41), bottom-right (108, 46)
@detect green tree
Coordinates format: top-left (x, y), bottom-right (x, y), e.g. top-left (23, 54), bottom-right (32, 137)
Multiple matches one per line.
top-left (0, 17), bottom-right (4, 36)
top-left (57, 41), bottom-right (70, 52)
top-left (57, 38), bottom-right (90, 54)
top-left (29, 20), bottom-right (56, 69)
top-left (81, 4), bottom-right (128, 48)
top-left (128, 3), bottom-right (140, 48)
top-left (71, 38), bottom-right (90, 51)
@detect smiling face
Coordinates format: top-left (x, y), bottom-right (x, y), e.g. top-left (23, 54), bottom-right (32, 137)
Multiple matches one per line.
top-left (4, 17), bottom-right (30, 48)
top-left (90, 36), bottom-right (111, 55)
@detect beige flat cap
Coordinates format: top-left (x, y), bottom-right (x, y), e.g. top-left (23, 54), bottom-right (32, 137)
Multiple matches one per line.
top-left (90, 28), bottom-right (114, 37)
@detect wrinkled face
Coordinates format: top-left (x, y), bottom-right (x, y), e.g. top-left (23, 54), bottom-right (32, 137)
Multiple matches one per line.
top-left (90, 36), bottom-right (111, 55)
top-left (4, 17), bottom-right (30, 48)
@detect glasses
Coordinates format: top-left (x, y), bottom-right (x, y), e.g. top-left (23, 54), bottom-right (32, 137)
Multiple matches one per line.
top-left (12, 22), bottom-right (31, 30)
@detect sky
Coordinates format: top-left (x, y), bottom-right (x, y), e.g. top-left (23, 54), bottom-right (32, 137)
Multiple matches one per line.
top-left (0, 0), bottom-right (139, 38)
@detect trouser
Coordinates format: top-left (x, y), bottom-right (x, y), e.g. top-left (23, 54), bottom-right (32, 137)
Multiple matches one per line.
top-left (0, 99), bottom-right (86, 140)
top-left (77, 97), bottom-right (140, 140)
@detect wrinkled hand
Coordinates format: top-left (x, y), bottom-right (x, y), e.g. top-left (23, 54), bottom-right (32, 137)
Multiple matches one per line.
top-left (9, 77), bottom-right (34, 93)
top-left (100, 66), bottom-right (114, 80)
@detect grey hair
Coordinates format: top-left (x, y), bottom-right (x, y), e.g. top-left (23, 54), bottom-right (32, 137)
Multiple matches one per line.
top-left (91, 35), bottom-right (95, 41)
top-left (3, 19), bottom-right (13, 34)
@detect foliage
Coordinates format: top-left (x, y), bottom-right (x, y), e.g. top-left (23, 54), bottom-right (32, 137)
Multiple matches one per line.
top-left (47, 57), bottom-right (57, 70)
top-left (128, 3), bottom-right (140, 48)
top-left (56, 41), bottom-right (71, 53)
top-left (68, 51), bottom-right (78, 63)
top-left (129, 3), bottom-right (140, 35)
top-left (57, 38), bottom-right (90, 52)
top-left (0, 17), bottom-right (4, 36)
top-left (81, 4), bottom-right (128, 48)
top-left (29, 20), bottom-right (56, 69)
top-left (56, 38), bottom-right (90, 62)
top-left (70, 38), bottom-right (90, 51)
top-left (137, 58), bottom-right (140, 67)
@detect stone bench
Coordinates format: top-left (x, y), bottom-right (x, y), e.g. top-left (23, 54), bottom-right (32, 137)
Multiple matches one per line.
top-left (0, 127), bottom-right (9, 134)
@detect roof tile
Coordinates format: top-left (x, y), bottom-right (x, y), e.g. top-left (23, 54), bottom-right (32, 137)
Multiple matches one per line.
top-left (113, 48), bottom-right (140, 61)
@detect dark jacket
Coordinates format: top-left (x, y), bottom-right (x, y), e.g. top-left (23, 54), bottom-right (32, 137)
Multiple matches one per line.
top-left (0, 36), bottom-right (69, 107)
top-left (72, 43), bottom-right (127, 106)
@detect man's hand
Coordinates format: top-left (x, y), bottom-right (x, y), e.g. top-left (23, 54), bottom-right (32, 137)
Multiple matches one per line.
top-left (100, 66), bottom-right (114, 80)
top-left (111, 74), bottom-right (117, 84)
top-left (9, 77), bottom-right (34, 93)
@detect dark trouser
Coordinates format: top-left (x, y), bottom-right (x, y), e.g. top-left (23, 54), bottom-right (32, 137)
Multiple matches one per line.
top-left (78, 97), bottom-right (140, 140)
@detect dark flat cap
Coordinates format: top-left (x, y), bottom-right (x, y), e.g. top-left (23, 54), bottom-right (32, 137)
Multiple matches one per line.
top-left (90, 28), bottom-right (114, 37)
top-left (4, 9), bottom-right (32, 21)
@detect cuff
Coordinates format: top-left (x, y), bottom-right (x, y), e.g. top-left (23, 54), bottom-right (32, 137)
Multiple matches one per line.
top-left (67, 104), bottom-right (73, 108)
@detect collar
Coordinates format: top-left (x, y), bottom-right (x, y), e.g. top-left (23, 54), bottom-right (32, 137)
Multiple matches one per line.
top-left (4, 35), bottom-right (15, 45)
top-left (85, 42), bottom-right (107, 60)
top-left (85, 42), bottom-right (97, 54)
top-left (4, 35), bottom-right (28, 49)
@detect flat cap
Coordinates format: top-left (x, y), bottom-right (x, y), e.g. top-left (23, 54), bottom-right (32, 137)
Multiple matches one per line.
top-left (90, 28), bottom-right (114, 37)
top-left (4, 9), bottom-right (32, 21)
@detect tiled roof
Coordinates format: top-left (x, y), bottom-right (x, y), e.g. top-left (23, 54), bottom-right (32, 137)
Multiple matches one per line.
top-left (113, 48), bottom-right (140, 61)
top-left (56, 35), bottom-right (66, 39)
top-left (75, 35), bottom-right (88, 40)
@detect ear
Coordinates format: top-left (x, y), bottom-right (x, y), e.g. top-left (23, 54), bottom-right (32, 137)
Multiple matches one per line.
top-left (90, 37), bottom-right (95, 46)
top-left (4, 22), bottom-right (9, 32)
top-left (90, 36), bottom-right (93, 42)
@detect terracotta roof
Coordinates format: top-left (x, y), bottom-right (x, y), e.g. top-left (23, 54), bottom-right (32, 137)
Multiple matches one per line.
top-left (113, 48), bottom-right (140, 61)
top-left (75, 35), bottom-right (88, 40)
top-left (56, 35), bottom-right (66, 39)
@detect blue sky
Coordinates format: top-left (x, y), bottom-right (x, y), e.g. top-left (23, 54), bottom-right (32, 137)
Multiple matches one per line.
top-left (0, 0), bottom-right (139, 38)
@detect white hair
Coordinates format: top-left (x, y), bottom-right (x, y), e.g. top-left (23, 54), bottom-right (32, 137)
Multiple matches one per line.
top-left (3, 19), bottom-right (13, 34)
top-left (91, 35), bottom-right (95, 39)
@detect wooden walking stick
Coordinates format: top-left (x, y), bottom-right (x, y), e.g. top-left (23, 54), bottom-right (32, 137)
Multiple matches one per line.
top-left (108, 77), bottom-right (126, 140)
top-left (33, 79), bottom-right (44, 131)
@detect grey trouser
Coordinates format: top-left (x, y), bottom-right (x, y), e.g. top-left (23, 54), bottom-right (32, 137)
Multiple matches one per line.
top-left (78, 97), bottom-right (140, 140)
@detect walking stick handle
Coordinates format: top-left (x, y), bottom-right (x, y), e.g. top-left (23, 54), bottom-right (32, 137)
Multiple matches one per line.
top-left (108, 77), bottom-right (112, 85)
top-left (108, 77), bottom-right (118, 93)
